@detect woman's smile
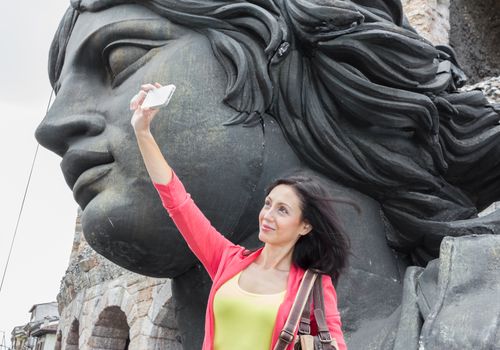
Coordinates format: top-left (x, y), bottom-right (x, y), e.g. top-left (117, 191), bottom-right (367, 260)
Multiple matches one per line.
top-left (260, 223), bottom-right (275, 232)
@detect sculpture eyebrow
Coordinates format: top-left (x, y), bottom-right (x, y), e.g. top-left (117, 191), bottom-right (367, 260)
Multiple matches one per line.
top-left (51, 17), bottom-right (182, 91)
top-left (81, 18), bottom-right (182, 52)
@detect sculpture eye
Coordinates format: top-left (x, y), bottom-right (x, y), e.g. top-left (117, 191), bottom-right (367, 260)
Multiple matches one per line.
top-left (107, 46), bottom-right (148, 77)
top-left (102, 39), bottom-right (169, 87)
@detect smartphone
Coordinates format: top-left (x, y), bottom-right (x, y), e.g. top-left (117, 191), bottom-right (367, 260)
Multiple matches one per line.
top-left (142, 84), bottom-right (176, 109)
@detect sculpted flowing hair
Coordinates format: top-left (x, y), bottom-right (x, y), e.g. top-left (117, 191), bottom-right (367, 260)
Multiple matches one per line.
top-left (50, 0), bottom-right (500, 265)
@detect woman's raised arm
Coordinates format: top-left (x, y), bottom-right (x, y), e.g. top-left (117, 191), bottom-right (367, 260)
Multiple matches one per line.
top-left (130, 83), bottom-right (236, 278)
top-left (130, 82), bottom-right (173, 185)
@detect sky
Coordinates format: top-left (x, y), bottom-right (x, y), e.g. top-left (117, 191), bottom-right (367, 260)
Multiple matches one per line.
top-left (0, 1), bottom-right (77, 346)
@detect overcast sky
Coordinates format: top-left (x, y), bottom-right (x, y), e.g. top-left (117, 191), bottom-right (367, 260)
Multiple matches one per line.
top-left (0, 1), bottom-right (77, 346)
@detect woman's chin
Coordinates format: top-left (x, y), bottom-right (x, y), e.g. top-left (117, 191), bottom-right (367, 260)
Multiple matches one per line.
top-left (258, 231), bottom-right (268, 243)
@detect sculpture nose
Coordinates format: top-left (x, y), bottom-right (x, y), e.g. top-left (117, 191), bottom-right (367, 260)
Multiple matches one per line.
top-left (35, 110), bottom-right (106, 157)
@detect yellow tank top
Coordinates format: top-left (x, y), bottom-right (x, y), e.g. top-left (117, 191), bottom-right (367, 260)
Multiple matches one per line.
top-left (213, 272), bottom-right (286, 350)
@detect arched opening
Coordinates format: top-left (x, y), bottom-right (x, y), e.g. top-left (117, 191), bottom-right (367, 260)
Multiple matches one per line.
top-left (450, 0), bottom-right (500, 82)
top-left (66, 319), bottom-right (80, 350)
top-left (88, 306), bottom-right (130, 350)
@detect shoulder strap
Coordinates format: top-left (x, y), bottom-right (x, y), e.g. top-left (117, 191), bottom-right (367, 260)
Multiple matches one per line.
top-left (313, 277), bottom-right (333, 343)
top-left (298, 291), bottom-right (313, 335)
top-left (273, 269), bottom-right (318, 350)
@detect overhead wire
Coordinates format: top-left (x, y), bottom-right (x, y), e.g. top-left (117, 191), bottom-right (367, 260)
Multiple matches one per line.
top-left (0, 89), bottom-right (55, 296)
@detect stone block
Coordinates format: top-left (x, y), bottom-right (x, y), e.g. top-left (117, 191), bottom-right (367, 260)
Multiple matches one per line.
top-left (104, 286), bottom-right (126, 307)
top-left (136, 300), bottom-right (152, 317)
top-left (419, 235), bottom-right (500, 349)
top-left (78, 256), bottom-right (99, 272)
top-left (402, 0), bottom-right (450, 44)
top-left (91, 325), bottom-right (129, 339)
top-left (136, 287), bottom-right (153, 303)
top-left (87, 335), bottom-right (128, 349)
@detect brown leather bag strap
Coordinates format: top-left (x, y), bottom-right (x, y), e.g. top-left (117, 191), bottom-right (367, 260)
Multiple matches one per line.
top-left (273, 270), bottom-right (318, 350)
top-left (298, 291), bottom-right (312, 335)
top-left (312, 277), bottom-right (333, 344)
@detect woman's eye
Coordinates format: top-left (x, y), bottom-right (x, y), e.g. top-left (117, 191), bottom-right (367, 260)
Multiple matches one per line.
top-left (279, 207), bottom-right (288, 214)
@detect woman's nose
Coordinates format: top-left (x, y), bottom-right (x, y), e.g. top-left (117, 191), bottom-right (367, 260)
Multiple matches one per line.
top-left (263, 208), bottom-right (276, 221)
top-left (35, 107), bottom-right (106, 157)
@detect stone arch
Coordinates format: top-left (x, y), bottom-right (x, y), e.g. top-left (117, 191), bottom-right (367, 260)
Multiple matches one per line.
top-left (88, 306), bottom-right (130, 350)
top-left (66, 319), bottom-right (80, 350)
top-left (450, 0), bottom-right (500, 82)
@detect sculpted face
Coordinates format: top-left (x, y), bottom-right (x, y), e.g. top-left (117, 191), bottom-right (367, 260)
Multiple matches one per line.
top-left (35, 4), bottom-right (264, 277)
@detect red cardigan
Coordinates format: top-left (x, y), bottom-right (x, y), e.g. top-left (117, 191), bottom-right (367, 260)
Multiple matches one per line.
top-left (154, 172), bottom-right (347, 350)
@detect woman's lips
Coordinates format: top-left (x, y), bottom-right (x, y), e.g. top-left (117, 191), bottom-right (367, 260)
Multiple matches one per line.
top-left (261, 223), bottom-right (275, 232)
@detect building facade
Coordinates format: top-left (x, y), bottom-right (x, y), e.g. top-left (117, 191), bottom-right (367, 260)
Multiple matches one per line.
top-left (11, 303), bottom-right (59, 350)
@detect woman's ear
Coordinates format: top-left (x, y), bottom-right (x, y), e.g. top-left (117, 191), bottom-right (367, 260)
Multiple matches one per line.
top-left (301, 222), bottom-right (312, 236)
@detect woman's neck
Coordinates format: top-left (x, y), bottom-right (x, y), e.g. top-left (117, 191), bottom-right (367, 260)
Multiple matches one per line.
top-left (256, 244), bottom-right (294, 271)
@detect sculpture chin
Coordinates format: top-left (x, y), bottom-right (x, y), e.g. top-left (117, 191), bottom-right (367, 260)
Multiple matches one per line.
top-left (79, 186), bottom-right (198, 278)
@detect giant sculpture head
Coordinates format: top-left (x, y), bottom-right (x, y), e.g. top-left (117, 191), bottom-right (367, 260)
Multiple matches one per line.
top-left (36, 0), bottom-right (500, 278)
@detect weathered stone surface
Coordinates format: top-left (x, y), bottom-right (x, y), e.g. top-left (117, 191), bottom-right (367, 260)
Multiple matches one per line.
top-left (449, 0), bottom-right (500, 83)
top-left (392, 267), bottom-right (424, 350)
top-left (402, 0), bottom-right (450, 44)
top-left (56, 212), bottom-right (180, 349)
top-left (419, 234), bottom-right (500, 349)
top-left (386, 234), bottom-right (500, 350)
top-left (79, 256), bottom-right (99, 273)
top-left (461, 76), bottom-right (500, 104)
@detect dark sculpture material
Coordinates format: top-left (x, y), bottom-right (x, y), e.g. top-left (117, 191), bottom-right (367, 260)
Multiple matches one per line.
top-left (35, 0), bottom-right (500, 349)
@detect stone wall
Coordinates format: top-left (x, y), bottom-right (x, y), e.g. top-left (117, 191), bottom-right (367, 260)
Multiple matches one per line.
top-left (56, 212), bottom-right (180, 350)
top-left (403, 0), bottom-right (500, 83)
top-left (402, 0), bottom-right (450, 45)
top-left (461, 76), bottom-right (500, 104)
top-left (462, 76), bottom-right (500, 215)
top-left (449, 0), bottom-right (500, 83)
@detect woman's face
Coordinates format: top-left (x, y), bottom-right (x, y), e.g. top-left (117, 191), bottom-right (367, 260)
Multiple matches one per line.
top-left (258, 185), bottom-right (310, 247)
top-left (35, 4), bottom-right (265, 277)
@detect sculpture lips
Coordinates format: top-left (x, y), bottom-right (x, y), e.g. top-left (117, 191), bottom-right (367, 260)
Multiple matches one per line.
top-left (61, 149), bottom-right (114, 190)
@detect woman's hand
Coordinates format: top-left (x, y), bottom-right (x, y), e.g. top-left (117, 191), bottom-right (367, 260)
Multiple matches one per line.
top-left (130, 82), bottom-right (173, 185)
top-left (130, 82), bottom-right (163, 133)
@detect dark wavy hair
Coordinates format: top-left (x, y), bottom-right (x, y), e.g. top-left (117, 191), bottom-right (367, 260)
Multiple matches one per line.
top-left (50, 0), bottom-right (500, 265)
top-left (266, 175), bottom-right (354, 279)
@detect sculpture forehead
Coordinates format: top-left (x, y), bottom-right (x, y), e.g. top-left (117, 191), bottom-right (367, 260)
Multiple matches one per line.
top-left (69, 4), bottom-right (165, 40)
top-left (71, 0), bottom-right (137, 12)
top-left (65, 4), bottom-right (186, 57)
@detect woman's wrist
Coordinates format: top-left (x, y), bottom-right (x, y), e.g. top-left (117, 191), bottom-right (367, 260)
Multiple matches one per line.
top-left (133, 127), bottom-right (153, 138)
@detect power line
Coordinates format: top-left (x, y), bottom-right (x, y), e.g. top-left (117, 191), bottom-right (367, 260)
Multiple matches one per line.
top-left (0, 90), bottom-right (54, 296)
top-left (0, 143), bottom-right (39, 295)
top-left (0, 330), bottom-right (10, 350)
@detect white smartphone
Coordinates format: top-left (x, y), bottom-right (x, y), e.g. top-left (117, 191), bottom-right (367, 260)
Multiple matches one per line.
top-left (142, 84), bottom-right (176, 109)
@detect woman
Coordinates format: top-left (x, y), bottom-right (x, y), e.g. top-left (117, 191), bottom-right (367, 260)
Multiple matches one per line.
top-left (130, 82), bottom-right (349, 350)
